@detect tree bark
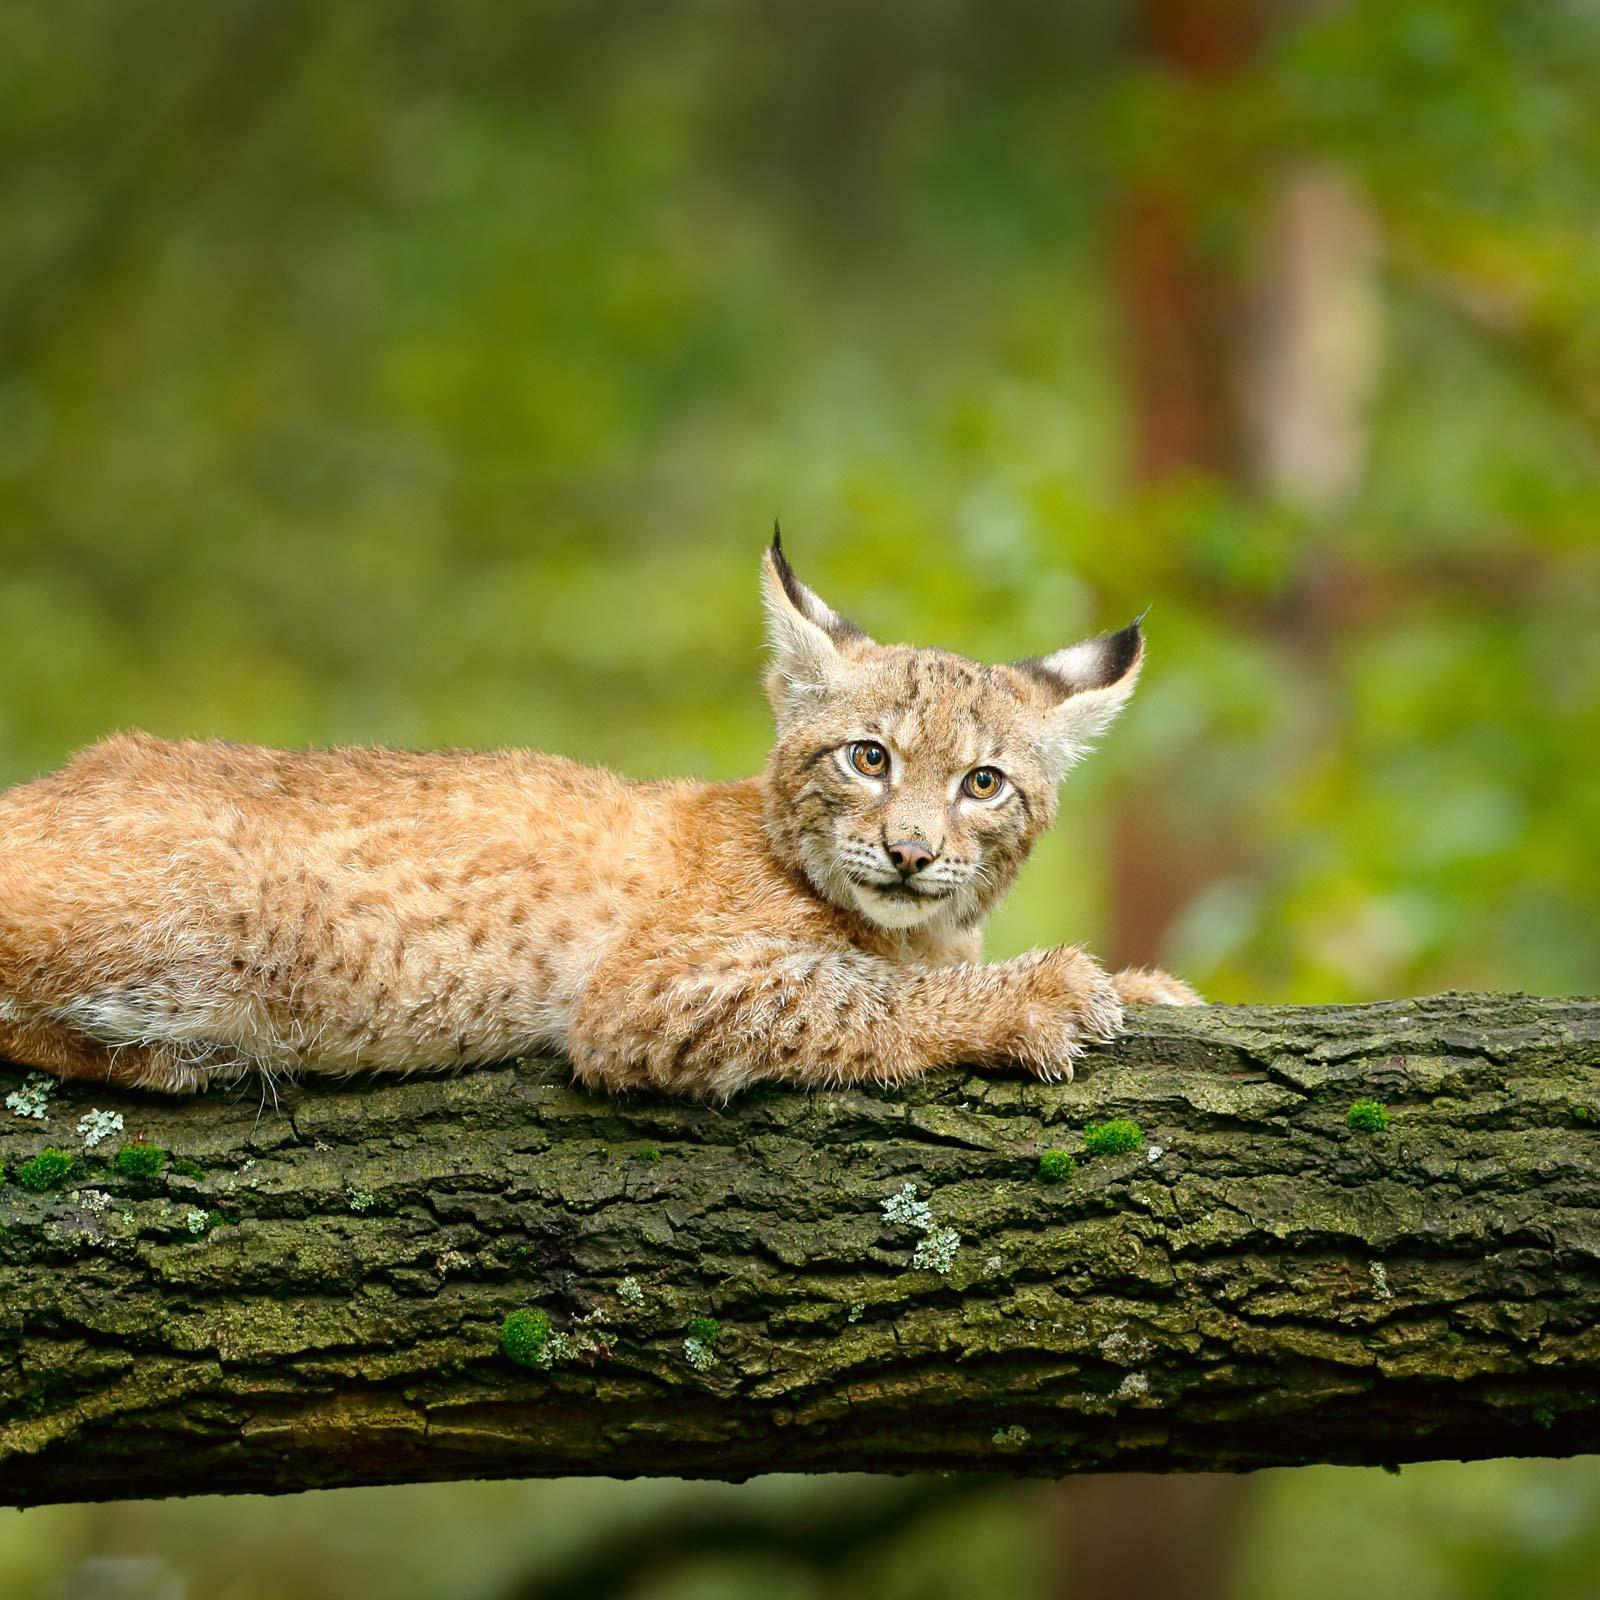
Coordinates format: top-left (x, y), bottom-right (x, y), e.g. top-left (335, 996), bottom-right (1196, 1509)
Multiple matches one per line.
top-left (2, 992), bottom-right (1597, 1507)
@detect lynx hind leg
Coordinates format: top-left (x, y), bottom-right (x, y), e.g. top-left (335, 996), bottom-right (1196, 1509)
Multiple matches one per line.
top-left (1112, 966), bottom-right (1205, 1007)
top-left (0, 1014), bottom-right (213, 1093)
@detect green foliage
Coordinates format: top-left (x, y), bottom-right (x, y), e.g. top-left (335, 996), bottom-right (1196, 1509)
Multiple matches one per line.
top-left (500, 1309), bottom-right (552, 1368)
top-left (115, 1142), bottom-right (167, 1180)
top-left (1083, 1120), bottom-right (1144, 1158)
top-left (1037, 1150), bottom-right (1077, 1183)
top-left (18, 1149), bottom-right (73, 1191)
top-left (0, 0), bottom-right (1593, 1032)
top-left (1348, 1099), bottom-right (1391, 1133)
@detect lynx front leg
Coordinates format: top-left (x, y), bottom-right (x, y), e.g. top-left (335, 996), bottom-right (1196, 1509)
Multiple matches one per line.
top-left (566, 937), bottom-right (1123, 1098)
top-left (1111, 967), bottom-right (1205, 1006)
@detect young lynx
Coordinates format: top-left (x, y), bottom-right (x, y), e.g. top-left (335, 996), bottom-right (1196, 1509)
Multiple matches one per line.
top-left (0, 538), bottom-right (1198, 1099)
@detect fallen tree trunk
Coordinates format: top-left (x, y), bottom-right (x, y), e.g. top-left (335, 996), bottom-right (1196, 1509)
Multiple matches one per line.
top-left (1, 992), bottom-right (1597, 1506)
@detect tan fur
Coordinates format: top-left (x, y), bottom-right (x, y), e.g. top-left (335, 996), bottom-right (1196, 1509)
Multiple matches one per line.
top-left (0, 541), bottom-right (1200, 1097)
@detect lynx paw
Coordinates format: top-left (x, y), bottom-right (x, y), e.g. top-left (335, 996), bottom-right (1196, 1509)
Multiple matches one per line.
top-left (1112, 966), bottom-right (1205, 1007)
top-left (1004, 946), bottom-right (1124, 1084)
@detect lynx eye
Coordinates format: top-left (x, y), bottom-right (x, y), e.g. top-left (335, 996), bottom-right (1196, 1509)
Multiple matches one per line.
top-left (962, 766), bottom-right (1004, 801)
top-left (848, 740), bottom-right (889, 778)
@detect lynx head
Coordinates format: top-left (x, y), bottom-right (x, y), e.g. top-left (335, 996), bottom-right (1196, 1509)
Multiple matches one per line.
top-left (761, 533), bottom-right (1144, 933)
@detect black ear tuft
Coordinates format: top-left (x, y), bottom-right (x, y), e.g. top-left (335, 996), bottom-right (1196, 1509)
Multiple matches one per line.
top-left (768, 522), bottom-right (816, 619)
top-left (1100, 618), bottom-right (1144, 686)
top-left (1012, 617), bottom-right (1145, 698)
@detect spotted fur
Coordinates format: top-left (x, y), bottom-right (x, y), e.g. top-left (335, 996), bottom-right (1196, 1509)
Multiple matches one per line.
top-left (0, 539), bottom-right (1199, 1097)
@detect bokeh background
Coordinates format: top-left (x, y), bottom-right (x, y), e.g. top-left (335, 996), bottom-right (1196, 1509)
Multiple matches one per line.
top-left (1, 0), bottom-right (1598, 1595)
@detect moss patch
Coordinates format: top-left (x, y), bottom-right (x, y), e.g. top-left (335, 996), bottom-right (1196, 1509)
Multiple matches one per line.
top-left (1037, 1150), bottom-right (1076, 1183)
top-left (115, 1142), bottom-right (167, 1181)
top-left (501, 1308), bottom-right (552, 1368)
top-left (1083, 1119), bottom-right (1143, 1158)
top-left (1347, 1099), bottom-right (1390, 1133)
top-left (18, 1149), bottom-right (73, 1191)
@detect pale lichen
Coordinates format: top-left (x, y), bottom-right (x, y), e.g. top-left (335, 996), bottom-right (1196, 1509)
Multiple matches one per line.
top-left (1100, 1328), bottom-right (1153, 1364)
top-left (346, 1187), bottom-right (376, 1213)
top-left (5, 1074), bottom-right (53, 1121)
top-left (617, 1276), bottom-right (645, 1307)
top-left (880, 1182), bottom-right (933, 1232)
top-left (992, 1424), bottom-right (1031, 1446)
top-left (684, 1315), bottom-right (722, 1371)
top-left (76, 1109), bottom-right (123, 1149)
top-left (913, 1226), bottom-right (960, 1275)
top-left (184, 1207), bottom-right (210, 1235)
top-left (1116, 1371), bottom-right (1152, 1401)
top-left (880, 1181), bottom-right (960, 1275)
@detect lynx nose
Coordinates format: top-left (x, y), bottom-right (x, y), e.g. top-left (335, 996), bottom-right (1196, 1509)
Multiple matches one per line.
top-left (886, 840), bottom-right (935, 876)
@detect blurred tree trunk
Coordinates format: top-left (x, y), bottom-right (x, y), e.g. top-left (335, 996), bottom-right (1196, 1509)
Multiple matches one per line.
top-left (1087, 4), bottom-right (1382, 1594)
top-left (3, 994), bottom-right (1598, 1509)
top-left (1106, 1), bottom-right (1384, 976)
top-left (1107, 0), bottom-right (1264, 976)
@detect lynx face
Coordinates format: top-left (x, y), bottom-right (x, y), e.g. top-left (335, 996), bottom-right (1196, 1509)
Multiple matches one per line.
top-left (760, 537), bottom-right (1145, 933)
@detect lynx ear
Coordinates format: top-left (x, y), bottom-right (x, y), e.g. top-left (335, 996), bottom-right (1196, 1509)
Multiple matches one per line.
top-left (761, 529), bottom-right (868, 717)
top-left (1017, 618), bottom-right (1145, 776)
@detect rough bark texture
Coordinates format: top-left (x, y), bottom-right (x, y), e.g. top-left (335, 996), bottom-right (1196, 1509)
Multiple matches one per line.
top-left (2, 992), bottom-right (1598, 1507)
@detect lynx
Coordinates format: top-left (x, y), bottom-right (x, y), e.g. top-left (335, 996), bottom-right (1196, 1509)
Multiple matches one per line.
top-left (0, 537), bottom-right (1199, 1099)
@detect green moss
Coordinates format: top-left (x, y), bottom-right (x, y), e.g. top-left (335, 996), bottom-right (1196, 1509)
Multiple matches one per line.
top-left (1083, 1119), bottom-right (1143, 1158)
top-left (1572, 1105), bottom-right (1594, 1124)
top-left (1037, 1150), bottom-right (1076, 1183)
top-left (686, 1316), bottom-right (722, 1345)
top-left (18, 1149), bottom-right (73, 1191)
top-left (634, 1145), bottom-right (662, 1164)
top-left (1347, 1098), bottom-right (1390, 1133)
top-left (170, 1158), bottom-right (208, 1181)
top-left (115, 1142), bottom-right (167, 1181)
top-left (501, 1308), bottom-right (552, 1367)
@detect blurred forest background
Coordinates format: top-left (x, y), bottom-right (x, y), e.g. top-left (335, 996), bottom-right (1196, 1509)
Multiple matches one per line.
top-left (1, 0), bottom-right (1597, 1596)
